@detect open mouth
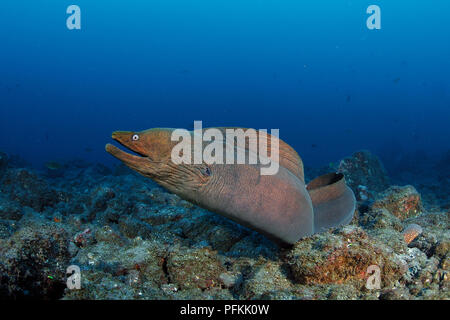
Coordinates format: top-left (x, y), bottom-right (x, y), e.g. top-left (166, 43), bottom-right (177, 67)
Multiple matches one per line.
top-left (105, 131), bottom-right (148, 168)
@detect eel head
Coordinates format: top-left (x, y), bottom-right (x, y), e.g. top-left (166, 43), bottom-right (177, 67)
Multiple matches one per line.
top-left (105, 128), bottom-right (174, 178)
top-left (105, 128), bottom-right (212, 197)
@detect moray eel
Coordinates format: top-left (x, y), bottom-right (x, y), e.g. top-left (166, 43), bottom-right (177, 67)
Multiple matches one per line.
top-left (105, 128), bottom-right (355, 246)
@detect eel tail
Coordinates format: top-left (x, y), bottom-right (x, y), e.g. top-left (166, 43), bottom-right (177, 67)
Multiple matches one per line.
top-left (306, 172), bottom-right (356, 234)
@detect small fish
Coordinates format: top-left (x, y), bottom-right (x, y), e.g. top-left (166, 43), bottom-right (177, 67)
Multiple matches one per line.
top-left (346, 95), bottom-right (351, 103)
top-left (45, 161), bottom-right (62, 170)
top-left (393, 78), bottom-right (401, 84)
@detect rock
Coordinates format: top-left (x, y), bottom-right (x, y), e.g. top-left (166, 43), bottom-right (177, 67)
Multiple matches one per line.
top-left (0, 196), bottom-right (23, 220)
top-left (166, 247), bottom-right (226, 290)
top-left (90, 185), bottom-right (116, 213)
top-left (286, 226), bottom-right (407, 289)
top-left (379, 287), bottom-right (412, 300)
top-left (94, 225), bottom-right (126, 246)
top-left (338, 150), bottom-right (390, 200)
top-left (325, 284), bottom-right (364, 300)
top-left (68, 241), bottom-right (79, 257)
top-left (73, 228), bottom-right (94, 248)
top-left (372, 185), bottom-right (423, 220)
top-left (358, 207), bottom-right (403, 231)
top-left (434, 240), bottom-right (449, 259)
top-left (0, 168), bottom-right (62, 212)
top-left (180, 212), bottom-right (249, 252)
top-left (72, 239), bottom-right (169, 294)
top-left (241, 261), bottom-right (294, 299)
top-left (118, 216), bottom-right (153, 239)
top-left (136, 204), bottom-right (184, 226)
top-left (0, 221), bottom-right (71, 299)
top-left (227, 235), bottom-right (278, 259)
top-left (0, 151), bottom-right (8, 178)
top-left (219, 272), bottom-right (242, 289)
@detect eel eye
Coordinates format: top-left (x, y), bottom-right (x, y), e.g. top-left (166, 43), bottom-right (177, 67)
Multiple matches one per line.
top-left (132, 134), bottom-right (139, 141)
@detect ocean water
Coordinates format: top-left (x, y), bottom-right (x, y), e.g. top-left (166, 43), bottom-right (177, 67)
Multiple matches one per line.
top-left (0, 1), bottom-right (449, 171)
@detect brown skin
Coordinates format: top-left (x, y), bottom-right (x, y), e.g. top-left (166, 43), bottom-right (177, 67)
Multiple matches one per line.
top-left (106, 129), bottom-right (212, 196)
top-left (106, 128), bottom-right (355, 245)
top-left (106, 128), bottom-right (314, 244)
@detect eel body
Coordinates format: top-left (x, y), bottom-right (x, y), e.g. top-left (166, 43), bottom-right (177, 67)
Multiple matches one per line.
top-left (105, 127), bottom-right (356, 246)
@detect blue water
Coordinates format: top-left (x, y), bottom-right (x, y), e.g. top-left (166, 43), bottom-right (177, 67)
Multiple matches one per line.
top-left (1, 1), bottom-right (449, 170)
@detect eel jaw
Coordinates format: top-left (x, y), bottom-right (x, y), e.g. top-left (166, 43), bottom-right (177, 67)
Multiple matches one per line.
top-left (105, 143), bottom-right (150, 172)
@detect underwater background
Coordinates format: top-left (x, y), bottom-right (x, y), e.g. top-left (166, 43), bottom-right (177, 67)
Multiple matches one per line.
top-left (1, 0), bottom-right (449, 171)
top-left (0, 1), bottom-right (449, 300)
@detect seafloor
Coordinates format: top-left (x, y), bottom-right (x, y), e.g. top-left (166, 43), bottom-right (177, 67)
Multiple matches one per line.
top-left (0, 150), bottom-right (448, 300)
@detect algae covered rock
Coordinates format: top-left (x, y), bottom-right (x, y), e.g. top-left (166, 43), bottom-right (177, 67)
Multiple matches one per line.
top-left (179, 212), bottom-right (250, 252)
top-left (241, 260), bottom-right (294, 299)
top-left (118, 216), bottom-right (153, 239)
top-left (89, 185), bottom-right (116, 213)
top-left (0, 195), bottom-right (23, 221)
top-left (286, 226), bottom-right (407, 289)
top-left (0, 168), bottom-right (62, 212)
top-left (358, 207), bottom-right (403, 232)
top-left (338, 150), bottom-right (390, 200)
top-left (372, 185), bottom-right (423, 220)
top-left (166, 247), bottom-right (226, 290)
top-left (0, 221), bottom-right (71, 299)
top-left (70, 238), bottom-right (169, 298)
